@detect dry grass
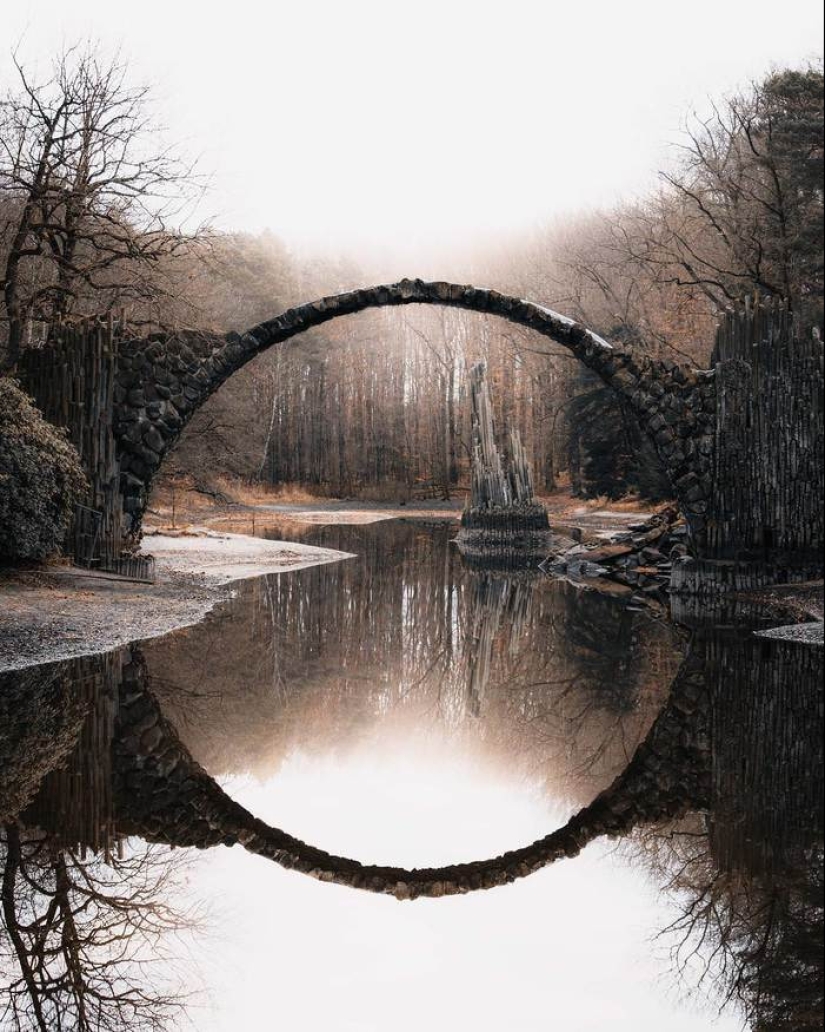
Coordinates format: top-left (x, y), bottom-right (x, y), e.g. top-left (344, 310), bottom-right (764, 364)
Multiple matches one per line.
top-left (146, 475), bottom-right (664, 537)
top-left (213, 478), bottom-right (323, 507)
top-left (539, 488), bottom-right (662, 516)
top-left (574, 494), bottom-right (654, 513)
top-left (147, 476), bottom-right (329, 524)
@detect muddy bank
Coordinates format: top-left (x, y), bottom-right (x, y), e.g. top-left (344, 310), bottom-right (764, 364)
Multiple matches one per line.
top-left (0, 531), bottom-right (352, 673)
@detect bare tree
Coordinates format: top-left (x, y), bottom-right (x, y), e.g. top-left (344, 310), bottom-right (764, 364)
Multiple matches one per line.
top-left (638, 822), bottom-right (824, 1032)
top-left (0, 44), bottom-right (205, 369)
top-left (0, 824), bottom-right (197, 1032)
top-left (615, 67), bottom-right (824, 312)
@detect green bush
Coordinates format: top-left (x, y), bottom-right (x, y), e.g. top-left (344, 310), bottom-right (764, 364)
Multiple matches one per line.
top-left (0, 378), bottom-right (87, 561)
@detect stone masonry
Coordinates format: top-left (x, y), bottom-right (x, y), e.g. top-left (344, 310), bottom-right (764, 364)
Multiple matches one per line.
top-left (113, 279), bottom-right (718, 551)
top-left (110, 643), bottom-right (712, 900)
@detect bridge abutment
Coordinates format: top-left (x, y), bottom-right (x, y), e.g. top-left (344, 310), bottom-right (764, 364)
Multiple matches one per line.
top-left (674, 303), bottom-right (824, 593)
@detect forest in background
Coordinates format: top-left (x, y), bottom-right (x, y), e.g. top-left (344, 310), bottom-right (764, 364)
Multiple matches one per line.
top-left (1, 49), bottom-right (822, 504)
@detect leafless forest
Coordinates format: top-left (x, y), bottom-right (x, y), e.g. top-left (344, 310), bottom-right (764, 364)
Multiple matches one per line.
top-left (2, 47), bottom-right (821, 505)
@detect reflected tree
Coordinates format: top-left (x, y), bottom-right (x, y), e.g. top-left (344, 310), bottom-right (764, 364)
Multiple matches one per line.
top-left (144, 522), bottom-right (678, 805)
top-left (0, 825), bottom-right (195, 1032)
top-left (648, 829), bottom-right (823, 1031)
top-left (636, 630), bottom-right (824, 1030)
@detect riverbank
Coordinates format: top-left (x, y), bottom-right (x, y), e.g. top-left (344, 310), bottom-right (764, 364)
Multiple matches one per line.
top-left (145, 486), bottom-right (655, 538)
top-left (2, 499), bottom-right (821, 672)
top-left (0, 530), bottom-right (353, 673)
top-left (0, 497), bottom-right (641, 674)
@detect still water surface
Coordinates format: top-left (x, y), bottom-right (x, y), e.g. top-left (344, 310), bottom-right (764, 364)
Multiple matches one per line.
top-left (1, 521), bottom-right (821, 1030)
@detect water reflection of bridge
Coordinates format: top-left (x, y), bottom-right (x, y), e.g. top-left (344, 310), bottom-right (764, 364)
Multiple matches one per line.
top-left (1, 523), bottom-right (822, 1027)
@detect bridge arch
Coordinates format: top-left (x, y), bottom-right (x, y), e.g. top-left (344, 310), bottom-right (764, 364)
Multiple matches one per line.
top-left (114, 279), bottom-right (715, 547)
top-left (111, 641), bottom-right (710, 899)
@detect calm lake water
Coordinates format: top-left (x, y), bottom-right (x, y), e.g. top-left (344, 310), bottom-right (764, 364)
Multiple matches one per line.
top-left (1, 520), bottom-right (822, 1031)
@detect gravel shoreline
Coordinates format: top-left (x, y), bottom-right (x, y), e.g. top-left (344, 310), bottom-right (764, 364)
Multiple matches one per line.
top-left (755, 621), bottom-right (824, 645)
top-left (0, 531), bottom-right (353, 673)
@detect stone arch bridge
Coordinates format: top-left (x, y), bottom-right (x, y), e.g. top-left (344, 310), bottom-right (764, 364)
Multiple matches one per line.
top-left (5, 613), bottom-right (821, 900)
top-left (22, 278), bottom-right (815, 576)
top-left (115, 279), bottom-right (718, 550)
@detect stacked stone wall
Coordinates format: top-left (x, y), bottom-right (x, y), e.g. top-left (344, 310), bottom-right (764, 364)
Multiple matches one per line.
top-left (20, 319), bottom-right (125, 559)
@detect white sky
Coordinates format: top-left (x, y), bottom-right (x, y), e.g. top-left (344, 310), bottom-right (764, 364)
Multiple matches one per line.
top-left (3, 0), bottom-right (823, 264)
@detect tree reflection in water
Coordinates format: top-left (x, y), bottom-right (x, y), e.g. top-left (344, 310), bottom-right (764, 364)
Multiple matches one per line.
top-left (0, 825), bottom-right (194, 1032)
top-left (0, 521), bottom-right (821, 1029)
top-left (0, 653), bottom-right (197, 1032)
top-left (637, 632), bottom-right (823, 1031)
top-left (146, 522), bottom-right (678, 802)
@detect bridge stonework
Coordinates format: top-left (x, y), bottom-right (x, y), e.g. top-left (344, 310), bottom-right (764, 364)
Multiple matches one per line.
top-left (113, 279), bottom-right (718, 550)
top-left (105, 280), bottom-right (824, 583)
top-left (109, 642), bottom-right (712, 899)
top-left (10, 623), bottom-right (820, 900)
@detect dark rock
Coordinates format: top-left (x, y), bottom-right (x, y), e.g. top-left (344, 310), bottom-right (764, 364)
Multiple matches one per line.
top-left (142, 426), bottom-right (165, 453)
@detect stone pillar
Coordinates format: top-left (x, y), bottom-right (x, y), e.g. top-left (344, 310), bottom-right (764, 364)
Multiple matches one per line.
top-left (672, 300), bottom-right (824, 595)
